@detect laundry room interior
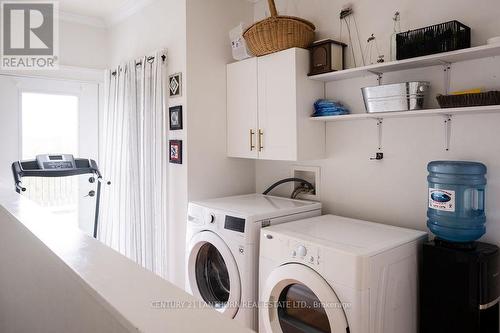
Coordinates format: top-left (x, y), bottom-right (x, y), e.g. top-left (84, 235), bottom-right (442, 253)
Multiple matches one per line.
top-left (1, 0), bottom-right (500, 332)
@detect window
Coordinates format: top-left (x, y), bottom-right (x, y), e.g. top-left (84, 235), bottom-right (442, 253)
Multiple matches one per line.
top-left (21, 92), bottom-right (79, 225)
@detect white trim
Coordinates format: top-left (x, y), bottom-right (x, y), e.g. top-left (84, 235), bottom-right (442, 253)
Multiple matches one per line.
top-left (60, 11), bottom-right (107, 28)
top-left (105, 0), bottom-right (155, 27)
top-left (0, 65), bottom-right (105, 83)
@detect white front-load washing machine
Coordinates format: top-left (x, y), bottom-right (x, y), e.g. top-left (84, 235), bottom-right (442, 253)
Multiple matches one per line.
top-left (185, 194), bottom-right (321, 331)
top-left (259, 214), bottom-right (428, 333)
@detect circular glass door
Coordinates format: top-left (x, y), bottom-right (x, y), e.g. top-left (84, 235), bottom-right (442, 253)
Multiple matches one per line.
top-left (261, 263), bottom-right (348, 333)
top-left (187, 231), bottom-right (241, 318)
top-left (195, 242), bottom-right (230, 308)
top-left (278, 283), bottom-right (331, 332)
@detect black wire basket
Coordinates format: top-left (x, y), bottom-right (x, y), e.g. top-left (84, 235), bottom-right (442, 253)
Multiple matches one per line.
top-left (397, 21), bottom-right (471, 60)
top-left (436, 91), bottom-right (500, 108)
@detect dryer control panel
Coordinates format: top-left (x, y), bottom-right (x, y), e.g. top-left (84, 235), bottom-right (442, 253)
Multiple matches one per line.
top-left (290, 241), bottom-right (320, 267)
top-left (260, 231), bottom-right (322, 268)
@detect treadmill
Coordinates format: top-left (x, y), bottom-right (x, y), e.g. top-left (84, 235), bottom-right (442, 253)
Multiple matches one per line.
top-left (12, 154), bottom-right (109, 238)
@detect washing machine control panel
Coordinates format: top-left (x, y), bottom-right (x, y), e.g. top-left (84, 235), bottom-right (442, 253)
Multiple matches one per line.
top-left (224, 215), bottom-right (246, 233)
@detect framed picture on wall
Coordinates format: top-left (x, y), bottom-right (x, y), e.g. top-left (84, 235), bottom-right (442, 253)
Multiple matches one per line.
top-left (169, 105), bottom-right (183, 130)
top-left (169, 140), bottom-right (182, 164)
top-left (168, 73), bottom-right (182, 97)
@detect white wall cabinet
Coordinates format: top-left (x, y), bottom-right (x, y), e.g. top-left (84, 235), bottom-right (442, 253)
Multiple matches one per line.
top-left (227, 48), bottom-right (325, 161)
top-left (227, 57), bottom-right (259, 159)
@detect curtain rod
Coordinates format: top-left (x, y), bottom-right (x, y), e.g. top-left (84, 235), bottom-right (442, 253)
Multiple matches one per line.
top-left (111, 54), bottom-right (166, 76)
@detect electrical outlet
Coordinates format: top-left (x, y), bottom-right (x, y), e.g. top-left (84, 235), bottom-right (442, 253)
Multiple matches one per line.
top-left (291, 166), bottom-right (320, 201)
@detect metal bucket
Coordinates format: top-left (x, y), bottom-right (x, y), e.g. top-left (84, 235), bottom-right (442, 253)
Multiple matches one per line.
top-left (362, 81), bottom-right (430, 113)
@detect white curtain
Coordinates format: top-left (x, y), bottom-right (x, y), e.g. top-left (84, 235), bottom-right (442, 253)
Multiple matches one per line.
top-left (99, 51), bottom-right (168, 278)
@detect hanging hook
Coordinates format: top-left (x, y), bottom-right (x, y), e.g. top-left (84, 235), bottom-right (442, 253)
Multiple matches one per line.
top-left (438, 61), bottom-right (452, 95)
top-left (368, 71), bottom-right (383, 85)
top-left (376, 118), bottom-right (383, 150)
top-left (85, 190), bottom-right (96, 198)
top-left (370, 118), bottom-right (384, 160)
top-left (444, 114), bottom-right (452, 151)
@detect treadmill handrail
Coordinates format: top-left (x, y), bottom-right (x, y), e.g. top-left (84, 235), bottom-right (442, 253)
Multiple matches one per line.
top-left (12, 158), bottom-right (102, 179)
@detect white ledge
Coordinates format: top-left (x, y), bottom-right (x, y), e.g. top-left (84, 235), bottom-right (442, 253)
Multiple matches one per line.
top-left (309, 43), bottom-right (500, 82)
top-left (310, 105), bottom-right (500, 122)
top-left (0, 187), bottom-right (252, 333)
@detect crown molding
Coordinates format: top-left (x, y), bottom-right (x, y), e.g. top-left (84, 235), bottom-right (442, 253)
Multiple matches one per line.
top-left (59, 11), bottom-right (107, 28)
top-left (0, 65), bottom-right (105, 83)
top-left (59, 0), bottom-right (154, 28)
top-left (105, 0), bottom-right (156, 27)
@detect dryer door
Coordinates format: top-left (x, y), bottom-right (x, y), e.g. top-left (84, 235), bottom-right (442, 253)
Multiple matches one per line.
top-left (261, 263), bottom-right (349, 333)
top-left (187, 231), bottom-right (241, 318)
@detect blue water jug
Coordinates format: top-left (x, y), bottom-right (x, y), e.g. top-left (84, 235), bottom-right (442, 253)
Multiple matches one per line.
top-left (427, 161), bottom-right (487, 242)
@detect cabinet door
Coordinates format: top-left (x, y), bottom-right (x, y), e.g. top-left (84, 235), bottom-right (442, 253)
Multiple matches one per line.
top-left (257, 49), bottom-right (297, 161)
top-left (227, 58), bottom-right (258, 159)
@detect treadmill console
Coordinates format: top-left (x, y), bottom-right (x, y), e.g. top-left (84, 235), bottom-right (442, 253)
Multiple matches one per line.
top-left (36, 154), bottom-right (76, 170)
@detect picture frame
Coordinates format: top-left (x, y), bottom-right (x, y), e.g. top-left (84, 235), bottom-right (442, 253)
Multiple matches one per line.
top-left (169, 140), bottom-right (183, 164)
top-left (169, 105), bottom-right (183, 130)
top-left (168, 72), bottom-right (182, 97)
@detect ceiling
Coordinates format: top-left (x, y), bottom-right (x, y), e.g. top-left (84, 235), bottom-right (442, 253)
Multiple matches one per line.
top-left (59, 0), bottom-right (256, 27)
top-left (58, 0), bottom-right (157, 27)
top-left (59, 0), bottom-right (130, 19)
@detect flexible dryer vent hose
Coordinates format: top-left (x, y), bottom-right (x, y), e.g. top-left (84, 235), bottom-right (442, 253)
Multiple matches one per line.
top-left (262, 178), bottom-right (315, 198)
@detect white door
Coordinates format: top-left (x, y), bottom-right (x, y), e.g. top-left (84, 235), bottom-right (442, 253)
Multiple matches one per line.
top-left (0, 74), bottom-right (99, 235)
top-left (227, 57), bottom-right (259, 159)
top-left (257, 49), bottom-right (298, 161)
top-left (187, 231), bottom-right (241, 318)
top-left (260, 263), bottom-right (349, 333)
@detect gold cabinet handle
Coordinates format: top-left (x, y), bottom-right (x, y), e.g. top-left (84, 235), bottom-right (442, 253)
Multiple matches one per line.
top-left (258, 129), bottom-right (264, 151)
top-left (249, 129), bottom-right (255, 151)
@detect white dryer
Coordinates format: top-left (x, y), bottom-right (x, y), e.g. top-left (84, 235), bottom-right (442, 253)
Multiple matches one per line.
top-left (185, 194), bottom-right (321, 331)
top-left (259, 214), bottom-right (428, 333)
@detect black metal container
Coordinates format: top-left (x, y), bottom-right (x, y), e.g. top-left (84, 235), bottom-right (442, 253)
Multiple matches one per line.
top-left (397, 20), bottom-right (471, 60)
top-left (437, 91), bottom-right (500, 108)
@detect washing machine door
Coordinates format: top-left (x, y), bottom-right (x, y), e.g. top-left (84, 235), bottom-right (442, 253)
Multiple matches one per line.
top-left (187, 231), bottom-right (241, 318)
top-left (261, 263), bottom-right (349, 333)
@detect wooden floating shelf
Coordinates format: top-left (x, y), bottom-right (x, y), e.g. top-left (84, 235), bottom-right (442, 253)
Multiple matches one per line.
top-left (309, 44), bottom-right (500, 82)
top-left (310, 105), bottom-right (500, 122)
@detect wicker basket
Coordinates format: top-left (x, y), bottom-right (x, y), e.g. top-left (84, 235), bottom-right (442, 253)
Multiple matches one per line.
top-left (436, 91), bottom-right (500, 108)
top-left (243, 0), bottom-right (315, 57)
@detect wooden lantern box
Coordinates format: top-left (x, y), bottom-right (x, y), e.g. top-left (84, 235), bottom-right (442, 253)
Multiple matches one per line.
top-left (308, 39), bottom-right (347, 76)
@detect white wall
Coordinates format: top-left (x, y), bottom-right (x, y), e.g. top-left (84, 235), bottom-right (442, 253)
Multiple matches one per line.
top-left (253, 0), bottom-right (500, 246)
top-left (108, 1), bottom-right (186, 70)
top-left (186, 0), bottom-right (256, 202)
top-left (59, 20), bottom-right (109, 69)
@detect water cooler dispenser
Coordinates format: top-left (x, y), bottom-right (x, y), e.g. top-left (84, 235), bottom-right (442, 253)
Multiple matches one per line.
top-left (421, 240), bottom-right (499, 333)
top-left (421, 161), bottom-right (499, 333)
